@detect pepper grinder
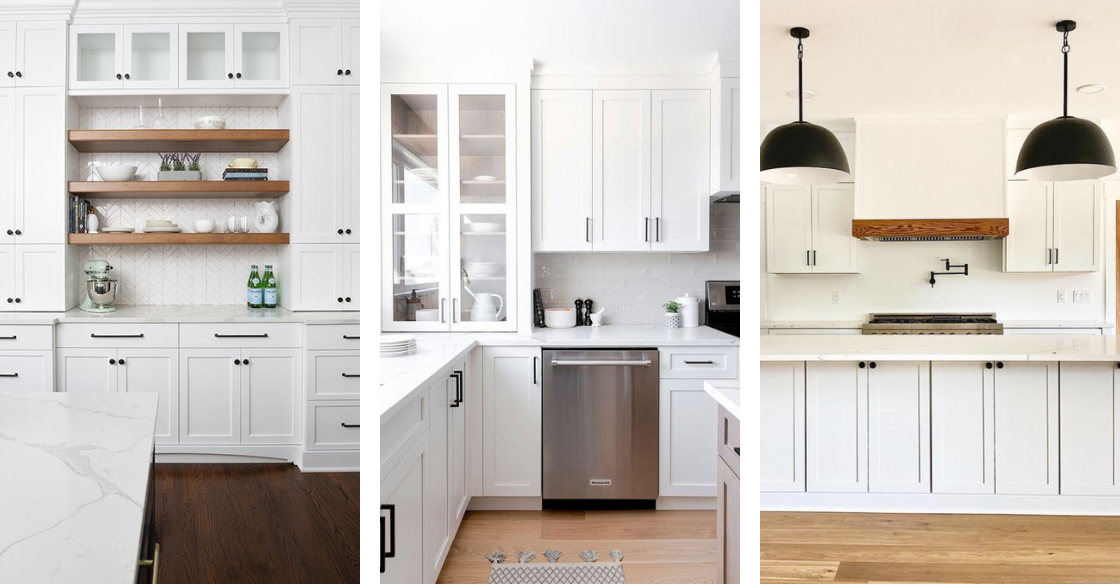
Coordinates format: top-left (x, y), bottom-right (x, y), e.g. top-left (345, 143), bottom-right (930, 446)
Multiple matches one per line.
top-left (584, 298), bottom-right (594, 326)
top-left (574, 298), bottom-right (585, 326)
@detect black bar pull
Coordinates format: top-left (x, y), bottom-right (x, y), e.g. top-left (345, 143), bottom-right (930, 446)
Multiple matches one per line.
top-left (91, 333), bottom-right (144, 338)
top-left (807, 250), bottom-right (811, 266)
top-left (449, 371), bottom-right (460, 408)
top-left (381, 503), bottom-right (396, 574)
top-left (342, 373), bottom-right (360, 378)
top-left (533, 356), bottom-right (538, 385)
top-left (684, 360), bottom-right (714, 365)
top-left (452, 370), bottom-right (464, 405)
top-left (342, 335), bottom-right (359, 340)
top-left (214, 333), bottom-right (269, 338)
top-left (813, 250), bottom-right (817, 265)
top-left (0, 373), bottom-right (18, 378)
top-left (381, 517), bottom-right (387, 573)
top-left (0, 335), bottom-right (15, 340)
top-left (341, 422), bottom-right (360, 428)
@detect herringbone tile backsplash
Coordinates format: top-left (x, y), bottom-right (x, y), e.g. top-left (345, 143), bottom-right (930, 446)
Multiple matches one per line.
top-left (77, 107), bottom-right (282, 306)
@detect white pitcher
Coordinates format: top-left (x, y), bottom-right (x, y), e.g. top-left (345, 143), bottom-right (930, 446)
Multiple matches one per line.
top-left (470, 293), bottom-right (504, 322)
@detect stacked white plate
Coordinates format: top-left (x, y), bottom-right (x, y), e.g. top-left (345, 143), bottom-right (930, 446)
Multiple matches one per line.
top-left (143, 220), bottom-right (182, 233)
top-left (381, 334), bottom-right (417, 357)
top-left (464, 261), bottom-right (501, 277)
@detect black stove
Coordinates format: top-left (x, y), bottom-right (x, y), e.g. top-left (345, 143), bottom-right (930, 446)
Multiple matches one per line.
top-left (863, 313), bottom-right (1003, 335)
top-left (705, 280), bottom-right (739, 337)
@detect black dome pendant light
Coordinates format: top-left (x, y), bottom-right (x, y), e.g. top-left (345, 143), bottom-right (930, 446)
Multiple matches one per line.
top-left (760, 27), bottom-right (851, 185)
top-left (1016, 20), bottom-right (1116, 181)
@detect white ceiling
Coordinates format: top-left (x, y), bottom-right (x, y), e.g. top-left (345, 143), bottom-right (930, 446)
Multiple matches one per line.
top-left (380, 0), bottom-right (740, 68)
top-left (762, 0), bottom-right (1120, 123)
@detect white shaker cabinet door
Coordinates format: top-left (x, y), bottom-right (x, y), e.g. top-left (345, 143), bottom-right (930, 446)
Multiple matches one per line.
top-left (651, 89), bottom-right (710, 252)
top-left (287, 244), bottom-right (345, 311)
top-left (0, 89), bottom-right (13, 243)
top-left (716, 456), bottom-right (740, 584)
top-left (342, 19), bottom-right (359, 85)
top-left (57, 348), bottom-right (117, 393)
top-left (659, 379), bottom-right (718, 496)
top-left (291, 86), bottom-right (344, 243)
top-left (0, 23), bottom-right (13, 87)
top-left (1060, 363), bottom-right (1120, 495)
top-left (932, 362), bottom-right (995, 494)
top-left (426, 377), bottom-right (452, 579)
top-left (1004, 182), bottom-right (1053, 272)
top-left (481, 347), bottom-right (541, 496)
top-left (0, 351), bottom-right (52, 392)
top-left (867, 361), bottom-right (930, 493)
top-left (765, 185), bottom-right (813, 273)
top-left (447, 359), bottom-right (469, 528)
top-left (380, 437), bottom-right (427, 584)
top-left (532, 90), bottom-right (593, 251)
top-left (15, 21), bottom-right (65, 87)
top-left (812, 184), bottom-right (858, 273)
top-left (289, 19), bottom-right (342, 86)
top-left (15, 245), bottom-right (66, 312)
top-left (240, 348), bottom-right (300, 444)
top-left (342, 86), bottom-right (360, 242)
top-left (15, 87), bottom-right (65, 244)
top-left (179, 349), bottom-right (241, 444)
top-left (760, 362), bottom-right (805, 492)
top-left (806, 361), bottom-right (867, 493)
top-left (118, 348), bottom-right (179, 445)
top-left (593, 90), bottom-right (651, 251)
top-left (0, 246), bottom-right (13, 305)
top-left (1052, 181), bottom-right (1100, 272)
top-left (994, 361), bottom-right (1059, 495)
top-left (344, 244), bottom-right (360, 311)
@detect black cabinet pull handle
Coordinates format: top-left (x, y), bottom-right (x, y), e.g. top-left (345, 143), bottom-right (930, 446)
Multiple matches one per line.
top-left (337, 68), bottom-right (343, 75)
top-left (13, 230), bottom-right (20, 235)
top-left (342, 373), bottom-right (359, 378)
top-left (996, 362), bottom-right (1004, 369)
top-left (124, 73), bottom-right (130, 79)
top-left (586, 217), bottom-right (591, 242)
top-left (0, 335), bottom-right (16, 340)
top-left (345, 228), bottom-right (351, 234)
top-left (92, 333), bottom-right (144, 338)
top-left (118, 358), bottom-right (125, 365)
top-left (236, 72), bottom-right (242, 79)
top-left (0, 372), bottom-right (19, 377)
top-left (342, 335), bottom-right (359, 340)
top-left (337, 297), bottom-right (344, 303)
top-left (870, 362), bottom-right (877, 369)
top-left (807, 250), bottom-right (811, 266)
top-left (242, 358), bottom-right (249, 365)
top-left (986, 362), bottom-right (993, 369)
top-left (14, 298), bottom-right (21, 303)
top-left (228, 73), bottom-right (234, 79)
top-left (858, 361), bottom-right (866, 368)
top-left (684, 360), bottom-right (714, 365)
top-left (450, 370), bottom-right (463, 406)
top-left (214, 333), bottom-right (268, 338)
top-left (345, 297), bottom-right (352, 302)
top-left (337, 228), bottom-right (344, 234)
top-left (533, 356), bottom-right (538, 384)
top-left (14, 71), bottom-right (20, 77)
top-left (380, 504), bottom-right (396, 572)
top-left (234, 359), bottom-right (241, 365)
top-left (345, 69), bottom-right (351, 75)
top-left (656, 217), bottom-right (661, 242)
top-left (109, 359), bottom-right (116, 365)
top-left (342, 422), bottom-right (360, 428)
top-left (116, 73), bottom-right (122, 79)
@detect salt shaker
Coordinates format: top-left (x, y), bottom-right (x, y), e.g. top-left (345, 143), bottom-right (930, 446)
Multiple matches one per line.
top-left (574, 298), bottom-right (585, 326)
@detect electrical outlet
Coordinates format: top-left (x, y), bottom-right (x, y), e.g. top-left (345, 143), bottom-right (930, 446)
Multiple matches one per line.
top-left (831, 291), bottom-right (841, 305)
top-left (1074, 290), bottom-right (1091, 304)
top-left (1057, 290), bottom-right (1067, 303)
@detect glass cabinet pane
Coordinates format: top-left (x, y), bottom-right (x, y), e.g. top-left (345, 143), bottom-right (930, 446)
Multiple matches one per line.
top-left (185, 31), bottom-right (228, 82)
top-left (458, 94), bottom-right (507, 205)
top-left (129, 32), bottom-right (171, 82)
top-left (75, 33), bottom-right (117, 82)
top-left (392, 214), bottom-right (442, 324)
top-left (459, 214), bottom-right (507, 323)
top-left (240, 31), bottom-right (282, 81)
top-left (391, 94), bottom-right (439, 204)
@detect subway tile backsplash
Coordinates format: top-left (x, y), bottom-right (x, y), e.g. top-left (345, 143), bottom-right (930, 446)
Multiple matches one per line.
top-left (534, 204), bottom-right (740, 325)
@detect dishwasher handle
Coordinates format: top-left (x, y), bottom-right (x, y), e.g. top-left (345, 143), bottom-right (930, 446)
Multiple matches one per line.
top-left (551, 359), bottom-right (653, 367)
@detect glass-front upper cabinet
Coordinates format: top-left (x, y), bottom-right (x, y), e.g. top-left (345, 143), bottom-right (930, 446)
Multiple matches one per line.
top-left (179, 24), bottom-right (287, 89)
top-left (70, 25), bottom-right (178, 90)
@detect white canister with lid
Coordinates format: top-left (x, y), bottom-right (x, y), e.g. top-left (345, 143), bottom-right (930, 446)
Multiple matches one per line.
top-left (676, 293), bottom-right (701, 328)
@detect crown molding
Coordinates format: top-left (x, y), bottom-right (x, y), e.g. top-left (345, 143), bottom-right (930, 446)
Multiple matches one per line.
top-left (0, 0), bottom-right (74, 17)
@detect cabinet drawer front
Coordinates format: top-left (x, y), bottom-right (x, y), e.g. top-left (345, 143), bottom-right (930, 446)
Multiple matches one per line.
top-left (0, 325), bottom-right (52, 350)
top-left (308, 352), bottom-right (360, 400)
top-left (305, 324), bottom-right (360, 351)
top-left (0, 352), bottom-right (52, 391)
top-left (659, 347), bottom-right (738, 378)
top-left (180, 323), bottom-right (302, 348)
top-left (718, 404), bottom-right (740, 478)
top-left (309, 402), bottom-right (361, 450)
top-left (57, 324), bottom-right (178, 348)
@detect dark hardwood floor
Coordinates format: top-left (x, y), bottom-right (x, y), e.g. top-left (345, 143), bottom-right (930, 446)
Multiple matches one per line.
top-left (153, 463), bottom-right (359, 583)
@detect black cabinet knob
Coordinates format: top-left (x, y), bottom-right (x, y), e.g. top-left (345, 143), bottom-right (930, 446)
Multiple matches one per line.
top-left (344, 228), bottom-right (351, 234)
top-left (345, 297), bottom-right (351, 302)
top-left (337, 297), bottom-right (344, 303)
top-left (14, 230), bottom-right (20, 235)
top-left (115, 73), bottom-right (122, 80)
top-left (345, 69), bottom-right (351, 75)
top-left (337, 68), bottom-right (343, 75)
top-left (996, 362), bottom-right (1004, 369)
top-left (109, 359), bottom-right (116, 365)
top-left (234, 359), bottom-right (241, 365)
top-left (5, 298), bottom-right (10, 303)
top-left (5, 72), bottom-right (11, 78)
top-left (228, 73), bottom-right (234, 79)
top-left (236, 72), bottom-right (242, 79)
top-left (6, 230), bottom-right (12, 235)
top-left (14, 298), bottom-right (20, 303)
top-left (14, 71), bottom-right (21, 77)
top-left (858, 362), bottom-right (866, 368)
top-left (242, 358), bottom-right (249, 365)
top-left (124, 73), bottom-right (130, 80)
top-left (870, 362), bottom-right (877, 369)
top-left (118, 359), bottom-right (125, 365)
top-left (337, 229), bottom-right (344, 234)
top-left (986, 362), bottom-right (993, 369)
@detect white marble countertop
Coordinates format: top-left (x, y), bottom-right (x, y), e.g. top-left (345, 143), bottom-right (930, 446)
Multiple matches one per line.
top-left (1001, 320), bottom-right (1112, 329)
top-left (762, 334), bottom-right (1120, 361)
top-left (0, 305), bottom-right (359, 325)
top-left (703, 380), bottom-right (740, 421)
top-left (761, 319), bottom-right (1111, 329)
top-left (531, 325), bottom-right (739, 346)
top-left (761, 320), bottom-right (865, 329)
top-left (0, 390), bottom-right (158, 583)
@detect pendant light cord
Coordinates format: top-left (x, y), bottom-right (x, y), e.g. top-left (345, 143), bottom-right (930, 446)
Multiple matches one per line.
top-left (1062, 29), bottom-right (1070, 117)
top-left (797, 38), bottom-right (804, 122)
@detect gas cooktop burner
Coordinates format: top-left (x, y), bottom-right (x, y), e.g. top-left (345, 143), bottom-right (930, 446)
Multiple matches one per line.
top-left (862, 313), bottom-right (1003, 335)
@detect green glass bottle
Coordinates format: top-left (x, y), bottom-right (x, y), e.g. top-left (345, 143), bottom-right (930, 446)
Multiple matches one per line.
top-left (262, 265), bottom-right (277, 309)
top-left (247, 264), bottom-right (263, 309)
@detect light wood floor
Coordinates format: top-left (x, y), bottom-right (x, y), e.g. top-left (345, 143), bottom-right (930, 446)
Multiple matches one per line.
top-left (436, 510), bottom-right (718, 584)
top-left (762, 511), bottom-right (1120, 583)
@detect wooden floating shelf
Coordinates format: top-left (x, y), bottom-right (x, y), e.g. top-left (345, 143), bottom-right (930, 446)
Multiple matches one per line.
top-left (68, 181), bottom-right (290, 198)
top-left (68, 233), bottom-right (290, 245)
top-left (68, 129), bottom-right (290, 152)
top-left (851, 218), bottom-right (1010, 241)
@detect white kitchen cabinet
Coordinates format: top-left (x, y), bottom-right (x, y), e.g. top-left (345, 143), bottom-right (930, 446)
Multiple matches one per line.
top-left (659, 379), bottom-right (718, 496)
top-left (179, 349), bottom-right (241, 444)
top-left (767, 183), bottom-right (857, 274)
top-left (71, 25), bottom-right (178, 90)
top-left (806, 361), bottom-right (867, 493)
top-left (447, 359), bottom-right (469, 530)
top-left (286, 244), bottom-right (359, 311)
top-left (0, 87), bottom-right (66, 245)
top-left (1059, 363), bottom-right (1120, 495)
top-left (716, 456), bottom-right (740, 584)
top-left (178, 24), bottom-right (287, 89)
top-left (0, 21), bottom-right (65, 87)
top-left (711, 76), bottom-right (740, 195)
top-left (1, 245), bottom-right (67, 312)
top-left (0, 351), bottom-right (52, 392)
top-left (995, 362), bottom-right (1059, 495)
top-left (1005, 181), bottom-right (1099, 272)
top-left (344, 85), bottom-right (360, 241)
top-left (380, 437), bottom-right (427, 584)
top-left (426, 376), bottom-right (451, 578)
top-left (342, 19), bottom-right (359, 86)
top-left (532, 89), bottom-right (593, 252)
top-left (481, 346), bottom-right (541, 496)
top-left (594, 90), bottom-right (651, 251)
top-left (931, 362), bottom-right (995, 494)
top-left (651, 90), bottom-right (710, 252)
top-left (760, 362), bottom-right (805, 492)
top-left (240, 348), bottom-right (300, 445)
top-left (57, 348), bottom-right (118, 394)
top-left (0, 246), bottom-right (12, 306)
top-left (289, 86), bottom-right (350, 243)
top-left (867, 361), bottom-right (930, 493)
top-left (289, 18), bottom-right (357, 85)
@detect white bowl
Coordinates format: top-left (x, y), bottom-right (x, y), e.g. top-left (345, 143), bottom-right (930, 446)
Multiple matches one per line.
top-left (194, 116), bottom-right (227, 129)
top-left (94, 165), bottom-right (137, 182)
top-left (228, 157), bottom-right (259, 169)
top-left (544, 308), bottom-right (577, 329)
top-left (194, 219), bottom-right (215, 233)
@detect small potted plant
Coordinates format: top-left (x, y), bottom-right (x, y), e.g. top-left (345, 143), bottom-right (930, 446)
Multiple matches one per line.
top-left (157, 152), bottom-right (202, 181)
top-left (663, 300), bottom-right (682, 328)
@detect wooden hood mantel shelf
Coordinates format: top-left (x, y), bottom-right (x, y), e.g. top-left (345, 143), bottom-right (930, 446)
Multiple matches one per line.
top-left (852, 218), bottom-right (1010, 241)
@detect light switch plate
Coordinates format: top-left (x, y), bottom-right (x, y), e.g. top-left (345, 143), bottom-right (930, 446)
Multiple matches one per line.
top-left (1074, 290), bottom-right (1091, 304)
top-left (1057, 290), bottom-right (1067, 303)
top-left (831, 292), bottom-right (841, 305)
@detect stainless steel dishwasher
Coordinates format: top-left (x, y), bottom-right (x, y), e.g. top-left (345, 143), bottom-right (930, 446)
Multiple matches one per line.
top-left (542, 348), bottom-right (659, 508)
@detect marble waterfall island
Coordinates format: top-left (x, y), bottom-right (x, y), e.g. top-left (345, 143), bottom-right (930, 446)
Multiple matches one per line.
top-left (0, 391), bottom-right (158, 583)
